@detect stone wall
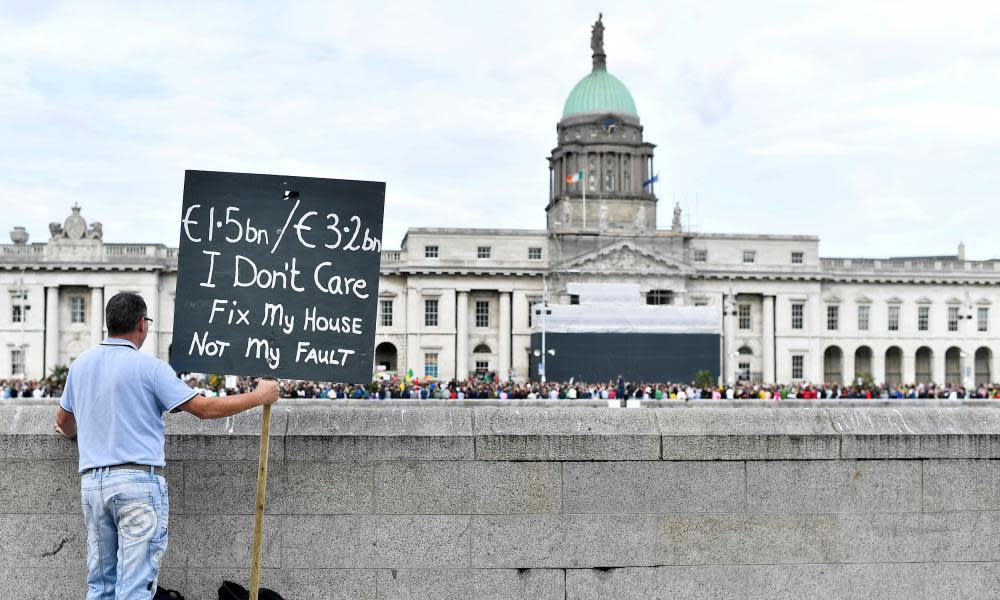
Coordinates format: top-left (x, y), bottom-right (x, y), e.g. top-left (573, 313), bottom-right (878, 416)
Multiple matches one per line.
top-left (2, 401), bottom-right (1000, 599)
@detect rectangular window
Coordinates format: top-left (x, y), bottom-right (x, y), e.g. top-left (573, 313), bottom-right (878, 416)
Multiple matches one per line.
top-left (948, 306), bottom-right (959, 332)
top-left (477, 246), bottom-right (491, 259)
top-left (11, 349), bottom-right (24, 375)
top-left (858, 305), bottom-right (870, 331)
top-left (888, 305), bottom-right (900, 331)
top-left (11, 292), bottom-right (28, 324)
top-left (979, 307), bottom-right (989, 332)
top-left (737, 362), bottom-right (751, 381)
top-left (528, 247), bottom-right (542, 260)
top-left (569, 294), bottom-right (580, 305)
top-left (738, 303), bottom-right (751, 330)
top-left (918, 306), bottom-right (929, 331)
top-left (424, 245), bottom-right (438, 258)
top-left (424, 353), bottom-right (438, 378)
top-left (791, 251), bottom-right (804, 264)
top-left (380, 299), bottom-right (393, 327)
top-left (475, 360), bottom-right (489, 375)
top-left (827, 305), bottom-right (839, 331)
top-left (693, 249), bottom-right (708, 262)
top-left (791, 303), bottom-right (804, 329)
top-left (424, 299), bottom-right (438, 327)
top-left (693, 298), bottom-right (709, 306)
top-left (791, 355), bottom-right (804, 379)
top-left (647, 290), bottom-right (673, 305)
top-left (475, 300), bottom-right (490, 328)
top-left (70, 297), bottom-right (86, 324)
top-left (742, 250), bottom-right (756, 264)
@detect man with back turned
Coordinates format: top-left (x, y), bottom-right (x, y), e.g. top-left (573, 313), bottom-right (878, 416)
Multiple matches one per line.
top-left (54, 292), bottom-right (280, 599)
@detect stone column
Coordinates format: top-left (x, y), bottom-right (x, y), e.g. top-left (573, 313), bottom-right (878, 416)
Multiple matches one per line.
top-left (872, 349), bottom-right (886, 386)
top-left (89, 286), bottom-right (104, 346)
top-left (456, 291), bottom-right (469, 380)
top-left (723, 294), bottom-right (736, 385)
top-left (932, 347), bottom-right (946, 386)
top-left (405, 288), bottom-right (421, 377)
top-left (498, 292), bottom-right (512, 381)
top-left (762, 296), bottom-right (775, 383)
top-left (902, 351), bottom-right (915, 387)
top-left (842, 348), bottom-right (855, 387)
top-left (45, 286), bottom-right (59, 374)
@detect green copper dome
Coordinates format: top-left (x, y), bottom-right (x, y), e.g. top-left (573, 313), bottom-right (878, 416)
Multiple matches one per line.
top-left (562, 68), bottom-right (637, 118)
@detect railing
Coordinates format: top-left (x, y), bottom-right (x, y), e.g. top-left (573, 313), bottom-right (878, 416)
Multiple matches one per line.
top-left (822, 258), bottom-right (997, 274)
top-left (381, 250), bottom-right (401, 263)
top-left (106, 244), bottom-right (151, 256)
top-left (1, 245), bottom-right (45, 256)
top-left (0, 243), bottom-right (178, 262)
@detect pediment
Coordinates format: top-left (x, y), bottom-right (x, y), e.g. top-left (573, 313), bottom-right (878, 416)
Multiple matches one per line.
top-left (855, 295), bottom-right (872, 304)
top-left (886, 296), bottom-right (903, 304)
top-left (822, 293), bottom-right (842, 303)
top-left (915, 297), bottom-right (933, 305)
top-left (558, 241), bottom-right (694, 275)
top-left (976, 297), bottom-right (993, 305)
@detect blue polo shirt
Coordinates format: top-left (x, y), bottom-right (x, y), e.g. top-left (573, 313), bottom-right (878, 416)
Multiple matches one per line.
top-left (59, 338), bottom-right (197, 473)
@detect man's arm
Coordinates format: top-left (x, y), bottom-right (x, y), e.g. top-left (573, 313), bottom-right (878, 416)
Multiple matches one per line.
top-left (177, 379), bottom-right (280, 420)
top-left (55, 407), bottom-right (77, 440)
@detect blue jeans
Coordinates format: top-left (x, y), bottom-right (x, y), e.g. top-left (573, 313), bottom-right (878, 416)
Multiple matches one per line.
top-left (80, 468), bottom-right (169, 600)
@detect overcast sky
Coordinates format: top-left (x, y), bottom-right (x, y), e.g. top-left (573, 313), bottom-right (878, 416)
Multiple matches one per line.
top-left (2, 0), bottom-right (999, 259)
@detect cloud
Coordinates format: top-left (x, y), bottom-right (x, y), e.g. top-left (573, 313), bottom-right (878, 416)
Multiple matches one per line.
top-left (1, 1), bottom-right (998, 260)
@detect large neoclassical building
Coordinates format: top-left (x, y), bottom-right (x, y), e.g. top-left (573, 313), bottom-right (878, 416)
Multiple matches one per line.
top-left (1, 18), bottom-right (998, 386)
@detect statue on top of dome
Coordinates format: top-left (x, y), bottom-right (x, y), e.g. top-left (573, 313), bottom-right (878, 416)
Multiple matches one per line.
top-left (591, 14), bottom-right (606, 71)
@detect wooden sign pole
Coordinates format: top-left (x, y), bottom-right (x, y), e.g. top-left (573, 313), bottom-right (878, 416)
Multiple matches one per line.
top-left (248, 402), bottom-right (272, 600)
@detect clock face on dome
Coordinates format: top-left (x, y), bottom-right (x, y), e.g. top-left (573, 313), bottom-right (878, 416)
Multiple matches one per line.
top-left (601, 117), bottom-right (618, 134)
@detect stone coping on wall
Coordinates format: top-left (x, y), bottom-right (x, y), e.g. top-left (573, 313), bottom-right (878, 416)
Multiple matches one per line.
top-left (3, 401), bottom-right (1000, 461)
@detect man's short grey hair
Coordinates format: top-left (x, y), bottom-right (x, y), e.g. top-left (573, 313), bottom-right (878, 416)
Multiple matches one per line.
top-left (106, 292), bottom-right (147, 336)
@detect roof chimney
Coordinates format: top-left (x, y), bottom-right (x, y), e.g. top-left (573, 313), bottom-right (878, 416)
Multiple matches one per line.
top-left (958, 241), bottom-right (966, 261)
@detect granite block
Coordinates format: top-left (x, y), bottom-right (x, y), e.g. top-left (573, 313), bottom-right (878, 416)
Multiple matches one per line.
top-left (376, 568), bottom-right (564, 600)
top-left (0, 459), bottom-right (81, 513)
top-left (186, 568), bottom-right (376, 600)
top-left (173, 514), bottom-right (280, 569)
top-left (837, 511), bottom-right (1000, 563)
top-left (470, 515), bottom-right (658, 568)
top-left (655, 513), bottom-right (838, 565)
top-left (281, 515), bottom-right (471, 569)
top-left (183, 460), bottom-right (374, 514)
top-left (563, 461), bottom-right (746, 513)
top-left (474, 408), bottom-right (659, 461)
top-left (566, 565), bottom-right (748, 600)
top-left (658, 407), bottom-right (839, 460)
top-left (830, 407), bottom-right (1000, 459)
top-left (923, 459), bottom-right (1000, 511)
top-left (0, 514), bottom-right (86, 568)
top-left (743, 563), bottom-right (928, 600)
top-left (747, 460), bottom-right (921, 513)
top-left (374, 461), bottom-right (561, 514)
top-left (921, 561), bottom-right (1000, 600)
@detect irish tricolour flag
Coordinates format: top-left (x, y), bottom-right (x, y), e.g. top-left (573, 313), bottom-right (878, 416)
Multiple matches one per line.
top-left (565, 170), bottom-right (584, 184)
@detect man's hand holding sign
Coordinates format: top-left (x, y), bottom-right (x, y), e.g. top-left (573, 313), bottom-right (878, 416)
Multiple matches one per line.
top-left (171, 170), bottom-right (385, 600)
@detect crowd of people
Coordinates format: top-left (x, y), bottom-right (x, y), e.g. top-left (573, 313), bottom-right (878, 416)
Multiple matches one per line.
top-left (5, 375), bottom-right (1000, 402)
top-left (180, 374), bottom-right (1000, 401)
top-left (0, 379), bottom-right (58, 398)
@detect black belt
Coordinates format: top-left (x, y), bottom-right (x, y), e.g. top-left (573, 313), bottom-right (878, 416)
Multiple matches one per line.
top-left (84, 463), bottom-right (164, 476)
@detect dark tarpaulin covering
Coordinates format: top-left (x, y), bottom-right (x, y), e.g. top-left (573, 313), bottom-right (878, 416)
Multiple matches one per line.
top-left (529, 332), bottom-right (719, 383)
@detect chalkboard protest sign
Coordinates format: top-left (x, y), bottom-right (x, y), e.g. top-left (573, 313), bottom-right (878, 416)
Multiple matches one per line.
top-left (170, 170), bottom-right (385, 383)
